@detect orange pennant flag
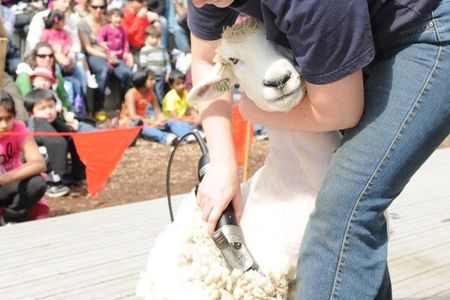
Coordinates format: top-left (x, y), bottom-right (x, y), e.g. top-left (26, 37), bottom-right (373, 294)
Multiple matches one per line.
top-left (72, 127), bottom-right (140, 197)
top-left (232, 104), bottom-right (253, 166)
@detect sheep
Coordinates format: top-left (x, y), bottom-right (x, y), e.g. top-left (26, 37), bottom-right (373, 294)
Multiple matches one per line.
top-left (136, 18), bottom-right (342, 299)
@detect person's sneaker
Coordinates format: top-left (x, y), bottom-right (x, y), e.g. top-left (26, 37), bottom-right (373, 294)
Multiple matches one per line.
top-left (256, 132), bottom-right (269, 141)
top-left (165, 133), bottom-right (179, 146)
top-left (45, 185), bottom-right (70, 198)
top-left (87, 73), bottom-right (98, 89)
top-left (192, 128), bottom-right (206, 139)
top-left (105, 86), bottom-right (112, 95)
top-left (185, 134), bottom-right (196, 143)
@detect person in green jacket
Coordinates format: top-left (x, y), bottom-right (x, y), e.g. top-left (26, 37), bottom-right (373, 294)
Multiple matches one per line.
top-left (15, 42), bottom-right (72, 112)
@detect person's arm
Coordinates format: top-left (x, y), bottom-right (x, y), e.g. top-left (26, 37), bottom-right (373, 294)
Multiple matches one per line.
top-left (25, 12), bottom-right (46, 56)
top-left (124, 90), bottom-right (144, 121)
top-left (238, 70), bottom-right (364, 132)
top-left (186, 106), bottom-right (201, 125)
top-left (151, 92), bottom-right (164, 118)
top-left (15, 72), bottom-right (33, 97)
top-left (121, 28), bottom-right (133, 67)
top-left (96, 26), bottom-right (109, 49)
top-left (0, 136), bottom-right (46, 186)
top-left (122, 8), bottom-right (148, 38)
top-left (79, 25), bottom-right (108, 58)
top-left (191, 34), bottom-right (242, 236)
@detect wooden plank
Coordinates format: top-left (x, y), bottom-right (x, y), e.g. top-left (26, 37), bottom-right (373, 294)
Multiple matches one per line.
top-left (388, 148), bottom-right (450, 299)
top-left (0, 194), bottom-right (184, 300)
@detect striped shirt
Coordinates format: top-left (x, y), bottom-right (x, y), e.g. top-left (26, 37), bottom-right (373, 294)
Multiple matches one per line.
top-left (138, 45), bottom-right (172, 77)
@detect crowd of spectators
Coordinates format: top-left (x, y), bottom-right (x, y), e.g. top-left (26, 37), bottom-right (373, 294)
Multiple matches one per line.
top-left (0, 0), bottom-right (196, 203)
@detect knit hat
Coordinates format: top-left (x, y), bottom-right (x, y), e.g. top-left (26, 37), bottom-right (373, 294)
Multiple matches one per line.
top-left (30, 67), bottom-right (57, 84)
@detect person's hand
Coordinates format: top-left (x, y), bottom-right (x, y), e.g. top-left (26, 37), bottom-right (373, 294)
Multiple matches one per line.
top-left (196, 159), bottom-right (241, 236)
top-left (99, 41), bottom-right (109, 50)
top-left (124, 53), bottom-right (134, 68)
top-left (147, 11), bottom-right (160, 23)
top-left (137, 7), bottom-right (148, 18)
top-left (106, 55), bottom-right (119, 66)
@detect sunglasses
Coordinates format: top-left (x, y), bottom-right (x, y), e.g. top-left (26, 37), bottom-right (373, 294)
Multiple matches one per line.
top-left (36, 54), bottom-right (54, 59)
top-left (91, 5), bottom-right (106, 9)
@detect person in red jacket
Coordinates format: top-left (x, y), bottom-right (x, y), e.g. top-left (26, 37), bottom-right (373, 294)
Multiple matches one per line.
top-left (121, 0), bottom-right (160, 51)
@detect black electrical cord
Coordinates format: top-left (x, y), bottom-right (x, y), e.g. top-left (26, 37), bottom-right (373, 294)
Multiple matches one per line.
top-left (166, 131), bottom-right (209, 222)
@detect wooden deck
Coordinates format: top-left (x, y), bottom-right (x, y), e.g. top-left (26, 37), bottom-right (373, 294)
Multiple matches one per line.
top-left (0, 148), bottom-right (449, 300)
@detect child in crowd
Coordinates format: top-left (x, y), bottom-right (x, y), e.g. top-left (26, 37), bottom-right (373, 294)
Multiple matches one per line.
top-left (41, 9), bottom-right (97, 114)
top-left (139, 26), bottom-right (171, 105)
top-left (0, 91), bottom-right (47, 225)
top-left (119, 69), bottom-right (192, 146)
top-left (24, 89), bottom-right (95, 198)
top-left (162, 70), bottom-right (201, 127)
top-left (29, 67), bottom-right (65, 110)
top-left (97, 8), bottom-right (134, 70)
top-left (30, 67), bottom-right (92, 131)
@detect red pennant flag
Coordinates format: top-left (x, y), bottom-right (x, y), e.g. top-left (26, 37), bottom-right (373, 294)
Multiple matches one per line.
top-left (232, 104), bottom-right (253, 166)
top-left (72, 127), bottom-right (140, 197)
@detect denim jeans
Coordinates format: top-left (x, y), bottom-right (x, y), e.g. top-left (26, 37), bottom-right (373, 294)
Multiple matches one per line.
top-left (130, 108), bottom-right (192, 144)
top-left (296, 1), bottom-right (450, 299)
top-left (159, 1), bottom-right (190, 52)
top-left (140, 119), bottom-right (191, 144)
top-left (87, 56), bottom-right (132, 112)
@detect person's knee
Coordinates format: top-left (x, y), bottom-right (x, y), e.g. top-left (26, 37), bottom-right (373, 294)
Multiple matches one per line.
top-left (28, 175), bottom-right (47, 198)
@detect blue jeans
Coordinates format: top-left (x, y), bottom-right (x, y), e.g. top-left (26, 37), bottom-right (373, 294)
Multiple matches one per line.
top-left (159, 1), bottom-right (190, 52)
top-left (134, 108), bottom-right (193, 144)
top-left (154, 76), bottom-right (166, 105)
top-left (88, 56), bottom-right (132, 112)
top-left (140, 120), bottom-right (191, 144)
top-left (77, 121), bottom-right (98, 132)
top-left (296, 2), bottom-right (450, 299)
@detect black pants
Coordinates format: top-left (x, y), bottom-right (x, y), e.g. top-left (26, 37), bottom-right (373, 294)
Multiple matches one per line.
top-left (32, 118), bottom-right (85, 181)
top-left (0, 175), bottom-right (46, 223)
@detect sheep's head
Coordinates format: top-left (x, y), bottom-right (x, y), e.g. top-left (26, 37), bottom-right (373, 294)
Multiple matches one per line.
top-left (188, 18), bottom-right (305, 112)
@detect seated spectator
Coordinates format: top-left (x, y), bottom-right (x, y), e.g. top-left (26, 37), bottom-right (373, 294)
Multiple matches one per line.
top-left (25, 0), bottom-right (76, 57)
top-left (119, 69), bottom-right (193, 145)
top-left (122, 0), bottom-right (159, 52)
top-left (97, 8), bottom-right (134, 69)
top-left (79, 0), bottom-right (132, 122)
top-left (162, 69), bottom-right (200, 127)
top-left (24, 89), bottom-right (96, 197)
top-left (0, 91), bottom-right (47, 225)
top-left (0, 4), bottom-right (21, 76)
top-left (15, 42), bottom-right (72, 112)
top-left (139, 26), bottom-right (171, 105)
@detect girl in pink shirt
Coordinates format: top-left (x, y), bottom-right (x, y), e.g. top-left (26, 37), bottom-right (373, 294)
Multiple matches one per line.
top-left (0, 91), bottom-right (46, 225)
top-left (97, 8), bottom-right (133, 69)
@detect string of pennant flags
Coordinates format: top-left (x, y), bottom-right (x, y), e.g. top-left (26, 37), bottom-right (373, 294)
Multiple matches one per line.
top-left (5, 106), bottom-right (253, 198)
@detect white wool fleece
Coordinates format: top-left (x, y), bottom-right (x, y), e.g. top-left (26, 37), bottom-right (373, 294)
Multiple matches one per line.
top-left (136, 192), bottom-right (294, 300)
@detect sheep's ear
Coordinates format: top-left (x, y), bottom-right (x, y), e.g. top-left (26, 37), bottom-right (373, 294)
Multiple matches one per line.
top-left (188, 63), bottom-right (235, 104)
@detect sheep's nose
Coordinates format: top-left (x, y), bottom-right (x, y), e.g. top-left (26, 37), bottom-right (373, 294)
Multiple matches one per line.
top-left (263, 73), bottom-right (291, 89)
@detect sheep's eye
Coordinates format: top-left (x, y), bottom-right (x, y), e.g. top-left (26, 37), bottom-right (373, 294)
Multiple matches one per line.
top-left (228, 57), bottom-right (240, 65)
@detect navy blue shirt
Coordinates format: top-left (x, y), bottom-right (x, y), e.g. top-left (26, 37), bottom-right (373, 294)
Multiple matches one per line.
top-left (187, 0), bottom-right (436, 84)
